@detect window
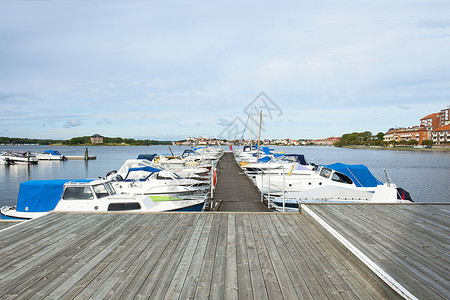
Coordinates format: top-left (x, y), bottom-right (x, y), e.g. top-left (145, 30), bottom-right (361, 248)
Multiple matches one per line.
top-left (62, 187), bottom-right (94, 200)
top-left (108, 202), bottom-right (141, 211)
top-left (331, 172), bottom-right (353, 184)
top-left (319, 168), bottom-right (332, 179)
top-left (93, 184), bottom-right (110, 199)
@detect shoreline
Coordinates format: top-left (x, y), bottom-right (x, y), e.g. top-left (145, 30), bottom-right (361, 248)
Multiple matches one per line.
top-left (341, 145), bottom-right (450, 152)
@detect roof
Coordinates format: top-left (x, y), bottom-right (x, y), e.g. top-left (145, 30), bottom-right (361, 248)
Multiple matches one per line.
top-left (91, 134), bottom-right (103, 138)
top-left (433, 124), bottom-right (450, 131)
top-left (421, 113), bottom-right (440, 120)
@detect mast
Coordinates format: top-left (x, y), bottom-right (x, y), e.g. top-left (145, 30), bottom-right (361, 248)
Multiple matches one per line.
top-left (256, 110), bottom-right (262, 160)
top-left (250, 107), bottom-right (253, 148)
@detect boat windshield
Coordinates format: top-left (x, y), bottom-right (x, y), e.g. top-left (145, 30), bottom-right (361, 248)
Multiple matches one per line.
top-left (331, 172), bottom-right (353, 184)
top-left (93, 184), bottom-right (111, 199)
top-left (62, 186), bottom-right (94, 200)
top-left (319, 167), bottom-right (332, 179)
top-left (104, 182), bottom-right (116, 195)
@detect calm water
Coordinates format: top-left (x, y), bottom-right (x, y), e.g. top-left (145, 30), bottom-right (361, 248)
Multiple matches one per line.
top-left (1, 145), bottom-right (449, 206)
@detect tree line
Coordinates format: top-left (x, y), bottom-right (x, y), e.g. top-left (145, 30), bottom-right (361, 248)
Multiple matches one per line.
top-left (0, 136), bottom-right (172, 146)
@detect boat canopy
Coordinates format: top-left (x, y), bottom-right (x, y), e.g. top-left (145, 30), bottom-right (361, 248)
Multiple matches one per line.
top-left (323, 163), bottom-right (382, 187)
top-left (43, 150), bottom-right (62, 155)
top-left (284, 154), bottom-right (307, 165)
top-left (124, 166), bottom-right (161, 181)
top-left (137, 154), bottom-right (157, 161)
top-left (16, 180), bottom-right (71, 212)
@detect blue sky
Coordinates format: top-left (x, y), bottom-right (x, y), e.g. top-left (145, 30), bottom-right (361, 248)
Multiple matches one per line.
top-left (0, 0), bottom-right (449, 140)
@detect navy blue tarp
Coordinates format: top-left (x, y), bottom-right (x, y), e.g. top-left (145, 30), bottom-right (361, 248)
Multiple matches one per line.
top-left (137, 154), bottom-right (157, 161)
top-left (16, 180), bottom-right (71, 212)
top-left (323, 163), bottom-right (382, 187)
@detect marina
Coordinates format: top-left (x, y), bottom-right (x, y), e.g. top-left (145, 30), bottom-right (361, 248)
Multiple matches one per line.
top-left (0, 149), bottom-right (448, 299)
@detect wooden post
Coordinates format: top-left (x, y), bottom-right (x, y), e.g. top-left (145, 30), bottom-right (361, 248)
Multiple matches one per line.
top-left (84, 147), bottom-right (88, 161)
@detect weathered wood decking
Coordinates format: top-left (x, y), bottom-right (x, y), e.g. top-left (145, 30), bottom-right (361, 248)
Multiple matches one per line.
top-left (304, 204), bottom-right (450, 300)
top-left (213, 152), bottom-right (271, 212)
top-left (0, 211), bottom-right (401, 300)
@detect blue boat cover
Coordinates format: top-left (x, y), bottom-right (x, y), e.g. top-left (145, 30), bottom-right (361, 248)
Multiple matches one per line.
top-left (124, 166), bottom-right (161, 181)
top-left (284, 154), bottom-right (307, 165)
top-left (323, 163), bottom-right (382, 187)
top-left (257, 156), bottom-right (272, 163)
top-left (137, 154), bottom-right (156, 160)
top-left (16, 180), bottom-right (71, 212)
top-left (43, 150), bottom-right (62, 155)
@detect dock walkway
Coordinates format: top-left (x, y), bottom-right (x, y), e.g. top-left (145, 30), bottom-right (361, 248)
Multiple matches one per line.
top-left (213, 152), bottom-right (271, 212)
top-left (0, 211), bottom-right (397, 299)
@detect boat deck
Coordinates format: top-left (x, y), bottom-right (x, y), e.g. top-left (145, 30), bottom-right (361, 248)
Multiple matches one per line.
top-left (213, 152), bottom-right (271, 212)
top-left (1, 204), bottom-right (448, 299)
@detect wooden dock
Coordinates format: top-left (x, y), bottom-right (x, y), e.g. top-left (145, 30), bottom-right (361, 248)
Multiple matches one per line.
top-left (0, 204), bottom-right (448, 299)
top-left (213, 152), bottom-right (271, 212)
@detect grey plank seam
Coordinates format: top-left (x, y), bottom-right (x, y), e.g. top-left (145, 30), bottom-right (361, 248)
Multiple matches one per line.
top-left (71, 214), bottom-right (171, 299)
top-left (287, 214), bottom-right (345, 300)
top-left (333, 206), bottom-right (450, 299)
top-left (164, 214), bottom-right (207, 299)
top-left (224, 214), bottom-right (238, 299)
top-left (242, 214), bottom-right (269, 300)
top-left (249, 214), bottom-right (284, 299)
top-left (234, 215), bottom-right (254, 299)
top-left (118, 214), bottom-right (192, 299)
top-left (179, 214), bottom-right (214, 299)
top-left (194, 214), bottom-right (221, 299)
top-left (302, 205), bottom-right (418, 300)
top-left (148, 214), bottom-right (201, 300)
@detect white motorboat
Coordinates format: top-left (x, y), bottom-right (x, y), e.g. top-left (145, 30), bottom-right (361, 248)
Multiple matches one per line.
top-left (1, 151), bottom-right (38, 164)
top-left (1, 179), bottom-right (205, 220)
top-left (106, 160), bottom-right (209, 196)
top-left (242, 154), bottom-right (312, 173)
top-left (35, 150), bottom-right (67, 161)
top-left (260, 163), bottom-right (413, 209)
top-left (0, 156), bottom-right (14, 165)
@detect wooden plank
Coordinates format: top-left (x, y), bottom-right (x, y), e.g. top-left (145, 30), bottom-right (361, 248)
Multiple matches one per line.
top-left (241, 214), bottom-right (268, 300)
top-left (234, 214), bottom-right (253, 299)
top-left (224, 214), bottom-right (238, 299)
top-left (249, 214), bottom-right (284, 299)
top-left (147, 214), bottom-right (201, 299)
top-left (306, 204), bottom-right (449, 299)
top-left (119, 214), bottom-right (195, 299)
top-left (179, 214), bottom-right (214, 299)
top-left (209, 214), bottom-right (228, 300)
top-left (70, 214), bottom-right (171, 299)
top-left (287, 214), bottom-right (345, 299)
top-left (0, 213), bottom-right (125, 298)
top-left (103, 214), bottom-right (182, 299)
top-left (195, 214), bottom-right (221, 299)
top-left (164, 214), bottom-right (207, 299)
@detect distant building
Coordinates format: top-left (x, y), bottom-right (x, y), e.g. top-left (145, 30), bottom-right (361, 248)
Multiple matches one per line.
top-left (91, 134), bottom-right (104, 144)
top-left (420, 113), bottom-right (441, 130)
top-left (440, 107), bottom-right (450, 127)
top-left (431, 124), bottom-right (450, 145)
top-left (394, 127), bottom-right (430, 145)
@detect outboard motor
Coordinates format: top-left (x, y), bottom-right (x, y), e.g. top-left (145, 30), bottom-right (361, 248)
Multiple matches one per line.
top-left (396, 188), bottom-right (413, 202)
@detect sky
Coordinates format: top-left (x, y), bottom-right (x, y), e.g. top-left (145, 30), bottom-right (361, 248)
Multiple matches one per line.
top-left (0, 0), bottom-right (449, 140)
